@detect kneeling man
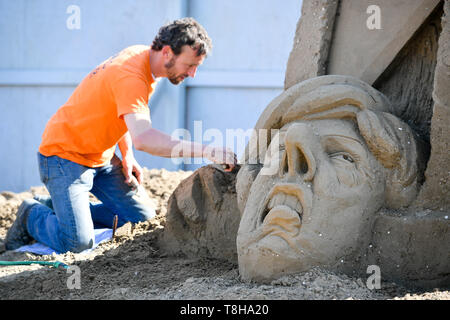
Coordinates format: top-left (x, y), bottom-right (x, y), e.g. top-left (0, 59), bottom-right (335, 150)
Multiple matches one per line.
top-left (6, 18), bottom-right (236, 253)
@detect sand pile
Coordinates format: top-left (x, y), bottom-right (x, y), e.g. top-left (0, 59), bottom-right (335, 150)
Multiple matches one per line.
top-left (0, 168), bottom-right (448, 300)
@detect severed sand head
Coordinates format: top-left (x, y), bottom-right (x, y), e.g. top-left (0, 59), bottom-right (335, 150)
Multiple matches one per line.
top-left (236, 75), bottom-right (425, 281)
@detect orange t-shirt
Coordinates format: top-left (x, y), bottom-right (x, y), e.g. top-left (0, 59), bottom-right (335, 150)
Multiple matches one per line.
top-left (39, 45), bottom-right (156, 167)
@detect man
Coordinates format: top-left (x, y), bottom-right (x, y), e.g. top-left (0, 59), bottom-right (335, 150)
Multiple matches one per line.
top-left (5, 17), bottom-right (237, 253)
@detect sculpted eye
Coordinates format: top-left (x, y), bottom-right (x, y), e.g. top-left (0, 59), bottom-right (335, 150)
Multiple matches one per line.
top-left (330, 153), bottom-right (355, 163)
top-left (342, 154), bottom-right (354, 163)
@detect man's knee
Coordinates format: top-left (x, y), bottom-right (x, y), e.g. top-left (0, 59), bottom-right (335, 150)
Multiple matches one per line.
top-left (130, 206), bottom-right (156, 223)
top-left (141, 206), bottom-right (156, 221)
top-left (129, 189), bottom-right (156, 222)
top-left (62, 233), bottom-right (95, 253)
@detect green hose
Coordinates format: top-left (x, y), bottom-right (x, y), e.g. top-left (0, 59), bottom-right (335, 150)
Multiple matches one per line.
top-left (0, 260), bottom-right (69, 270)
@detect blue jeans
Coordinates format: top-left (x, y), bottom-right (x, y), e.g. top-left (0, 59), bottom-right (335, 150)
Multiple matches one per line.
top-left (27, 153), bottom-right (155, 253)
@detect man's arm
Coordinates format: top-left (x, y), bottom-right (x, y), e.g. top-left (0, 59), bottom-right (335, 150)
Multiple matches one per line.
top-left (123, 112), bottom-right (237, 167)
top-left (117, 131), bottom-right (143, 185)
top-left (117, 131), bottom-right (134, 159)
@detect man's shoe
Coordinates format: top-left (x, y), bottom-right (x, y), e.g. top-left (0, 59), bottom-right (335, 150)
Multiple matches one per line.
top-left (5, 199), bottom-right (36, 250)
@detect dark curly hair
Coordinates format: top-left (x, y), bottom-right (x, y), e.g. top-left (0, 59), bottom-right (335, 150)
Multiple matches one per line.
top-left (151, 17), bottom-right (212, 57)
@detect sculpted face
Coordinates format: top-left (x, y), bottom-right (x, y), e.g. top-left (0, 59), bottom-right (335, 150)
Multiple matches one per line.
top-left (235, 76), bottom-right (422, 282)
top-left (237, 118), bottom-right (386, 281)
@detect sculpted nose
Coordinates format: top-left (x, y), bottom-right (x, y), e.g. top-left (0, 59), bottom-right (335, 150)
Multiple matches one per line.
top-left (282, 123), bottom-right (316, 181)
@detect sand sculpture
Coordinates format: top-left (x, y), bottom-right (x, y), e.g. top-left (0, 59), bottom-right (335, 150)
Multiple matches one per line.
top-left (163, 74), bottom-right (448, 288)
top-left (236, 75), bottom-right (425, 281)
top-left (163, 0), bottom-right (449, 288)
top-left (160, 164), bottom-right (241, 262)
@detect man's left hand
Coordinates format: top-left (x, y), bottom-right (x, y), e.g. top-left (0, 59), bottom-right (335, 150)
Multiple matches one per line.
top-left (121, 155), bottom-right (143, 187)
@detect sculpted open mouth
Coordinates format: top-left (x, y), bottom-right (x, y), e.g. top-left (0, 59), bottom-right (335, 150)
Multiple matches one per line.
top-left (259, 184), bottom-right (305, 235)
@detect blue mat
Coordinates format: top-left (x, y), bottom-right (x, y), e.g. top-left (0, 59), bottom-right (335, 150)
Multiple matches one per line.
top-left (15, 228), bottom-right (113, 255)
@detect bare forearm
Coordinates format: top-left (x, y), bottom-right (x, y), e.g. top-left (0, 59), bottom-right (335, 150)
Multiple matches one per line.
top-left (124, 113), bottom-right (237, 168)
top-left (118, 132), bottom-right (134, 158)
top-left (134, 127), bottom-right (207, 158)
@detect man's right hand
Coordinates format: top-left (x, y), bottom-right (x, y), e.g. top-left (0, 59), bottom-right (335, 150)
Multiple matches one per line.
top-left (204, 146), bottom-right (238, 171)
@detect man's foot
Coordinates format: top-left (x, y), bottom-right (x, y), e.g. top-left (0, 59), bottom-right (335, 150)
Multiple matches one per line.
top-left (33, 194), bottom-right (53, 209)
top-left (5, 199), bottom-right (36, 250)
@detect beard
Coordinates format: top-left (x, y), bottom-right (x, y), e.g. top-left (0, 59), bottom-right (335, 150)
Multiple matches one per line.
top-left (165, 57), bottom-right (188, 85)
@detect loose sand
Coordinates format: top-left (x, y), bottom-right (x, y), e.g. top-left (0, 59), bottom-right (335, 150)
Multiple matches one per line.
top-left (0, 168), bottom-right (448, 300)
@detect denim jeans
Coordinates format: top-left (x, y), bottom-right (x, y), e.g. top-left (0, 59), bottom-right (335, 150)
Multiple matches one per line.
top-left (27, 153), bottom-right (155, 253)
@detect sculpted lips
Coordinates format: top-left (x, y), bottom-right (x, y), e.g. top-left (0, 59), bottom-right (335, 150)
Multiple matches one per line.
top-left (259, 184), bottom-right (305, 236)
top-left (267, 194), bottom-right (303, 219)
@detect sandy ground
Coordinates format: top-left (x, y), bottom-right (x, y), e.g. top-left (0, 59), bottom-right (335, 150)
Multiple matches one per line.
top-left (0, 168), bottom-right (448, 300)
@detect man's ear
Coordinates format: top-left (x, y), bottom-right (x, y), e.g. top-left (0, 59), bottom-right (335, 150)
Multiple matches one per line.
top-left (356, 109), bottom-right (423, 209)
top-left (161, 45), bottom-right (174, 59)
